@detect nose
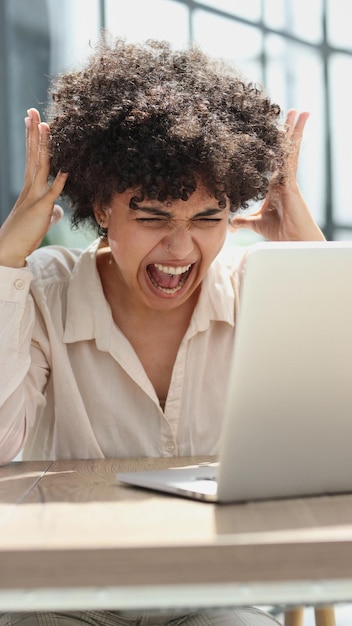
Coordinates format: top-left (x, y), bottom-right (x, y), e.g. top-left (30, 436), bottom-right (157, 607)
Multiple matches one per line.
top-left (164, 227), bottom-right (194, 259)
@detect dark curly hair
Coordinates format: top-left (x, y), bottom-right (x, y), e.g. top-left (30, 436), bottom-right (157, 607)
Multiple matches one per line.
top-left (46, 35), bottom-right (286, 235)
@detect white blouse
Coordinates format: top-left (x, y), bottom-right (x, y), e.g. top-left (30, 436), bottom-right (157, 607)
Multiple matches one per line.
top-left (0, 240), bottom-right (241, 464)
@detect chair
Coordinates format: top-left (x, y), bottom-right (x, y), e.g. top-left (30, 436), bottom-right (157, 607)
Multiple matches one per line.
top-left (284, 606), bottom-right (336, 626)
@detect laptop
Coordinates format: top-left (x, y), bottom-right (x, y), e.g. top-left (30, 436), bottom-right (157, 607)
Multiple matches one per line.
top-left (117, 240), bottom-right (352, 503)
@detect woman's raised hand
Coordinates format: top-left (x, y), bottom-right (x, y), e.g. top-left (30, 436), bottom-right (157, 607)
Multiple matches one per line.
top-left (229, 110), bottom-right (325, 242)
top-left (0, 108), bottom-right (68, 268)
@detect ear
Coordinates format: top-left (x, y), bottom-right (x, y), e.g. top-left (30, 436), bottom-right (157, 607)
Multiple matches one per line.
top-left (93, 203), bottom-right (109, 228)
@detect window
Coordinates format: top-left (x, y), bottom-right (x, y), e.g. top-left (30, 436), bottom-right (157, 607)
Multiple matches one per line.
top-left (1, 0), bottom-right (351, 242)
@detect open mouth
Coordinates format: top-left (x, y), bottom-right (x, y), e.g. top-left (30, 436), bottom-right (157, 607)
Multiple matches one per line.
top-left (146, 263), bottom-right (193, 294)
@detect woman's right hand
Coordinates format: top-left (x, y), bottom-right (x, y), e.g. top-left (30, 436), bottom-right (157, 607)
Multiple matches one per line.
top-left (0, 108), bottom-right (68, 268)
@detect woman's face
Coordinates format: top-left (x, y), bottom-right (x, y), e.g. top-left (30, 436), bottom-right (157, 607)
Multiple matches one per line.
top-left (97, 183), bottom-right (230, 313)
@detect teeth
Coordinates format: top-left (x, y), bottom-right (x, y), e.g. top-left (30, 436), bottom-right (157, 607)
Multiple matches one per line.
top-left (149, 272), bottom-right (189, 294)
top-left (154, 263), bottom-right (191, 275)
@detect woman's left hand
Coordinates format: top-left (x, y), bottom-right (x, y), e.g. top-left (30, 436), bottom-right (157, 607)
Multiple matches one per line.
top-left (229, 109), bottom-right (325, 242)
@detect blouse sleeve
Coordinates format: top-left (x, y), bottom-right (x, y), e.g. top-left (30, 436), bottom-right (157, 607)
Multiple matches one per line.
top-left (0, 266), bottom-right (46, 464)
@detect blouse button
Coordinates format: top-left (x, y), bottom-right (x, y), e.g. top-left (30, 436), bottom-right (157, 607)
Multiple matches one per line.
top-left (165, 442), bottom-right (175, 453)
top-left (14, 279), bottom-right (25, 290)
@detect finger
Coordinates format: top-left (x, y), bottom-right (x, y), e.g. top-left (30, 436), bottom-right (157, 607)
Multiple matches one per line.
top-left (24, 117), bottom-right (56, 206)
top-left (230, 212), bottom-right (264, 231)
top-left (284, 110), bottom-right (310, 178)
top-left (47, 170), bottom-right (69, 202)
top-left (13, 115), bottom-right (38, 207)
top-left (34, 122), bottom-right (52, 188)
top-left (291, 111), bottom-right (310, 143)
top-left (285, 110), bottom-right (309, 147)
top-left (22, 109), bottom-right (42, 194)
top-left (27, 107), bottom-right (41, 122)
top-left (229, 195), bottom-right (275, 229)
top-left (236, 197), bottom-right (269, 219)
top-left (27, 108), bottom-right (42, 164)
top-left (24, 168), bottom-right (68, 220)
top-left (229, 216), bottom-right (263, 237)
top-left (285, 108), bottom-right (298, 136)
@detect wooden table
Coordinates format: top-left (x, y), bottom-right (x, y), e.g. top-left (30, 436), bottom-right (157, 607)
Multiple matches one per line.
top-left (0, 457), bottom-right (352, 614)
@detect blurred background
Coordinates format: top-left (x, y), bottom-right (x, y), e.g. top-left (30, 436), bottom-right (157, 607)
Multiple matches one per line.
top-left (1, 0), bottom-right (352, 248)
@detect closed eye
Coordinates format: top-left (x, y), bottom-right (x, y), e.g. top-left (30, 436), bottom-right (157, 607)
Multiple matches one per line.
top-left (134, 215), bottom-right (226, 229)
top-left (191, 218), bottom-right (224, 228)
top-left (136, 217), bottom-right (169, 228)
top-left (193, 218), bottom-right (222, 222)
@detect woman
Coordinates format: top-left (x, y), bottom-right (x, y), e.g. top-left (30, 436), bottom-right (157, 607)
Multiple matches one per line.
top-left (0, 36), bottom-right (324, 625)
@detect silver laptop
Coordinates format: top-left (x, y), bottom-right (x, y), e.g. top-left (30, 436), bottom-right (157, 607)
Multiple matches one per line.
top-left (117, 241), bottom-right (352, 503)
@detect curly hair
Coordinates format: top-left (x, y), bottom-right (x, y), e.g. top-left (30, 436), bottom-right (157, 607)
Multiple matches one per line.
top-left (46, 35), bottom-right (286, 234)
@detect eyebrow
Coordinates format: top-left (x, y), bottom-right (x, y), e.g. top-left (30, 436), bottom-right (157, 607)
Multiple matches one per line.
top-left (131, 206), bottom-right (226, 218)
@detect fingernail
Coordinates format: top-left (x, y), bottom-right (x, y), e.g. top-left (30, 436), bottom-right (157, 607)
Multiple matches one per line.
top-left (25, 116), bottom-right (31, 129)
